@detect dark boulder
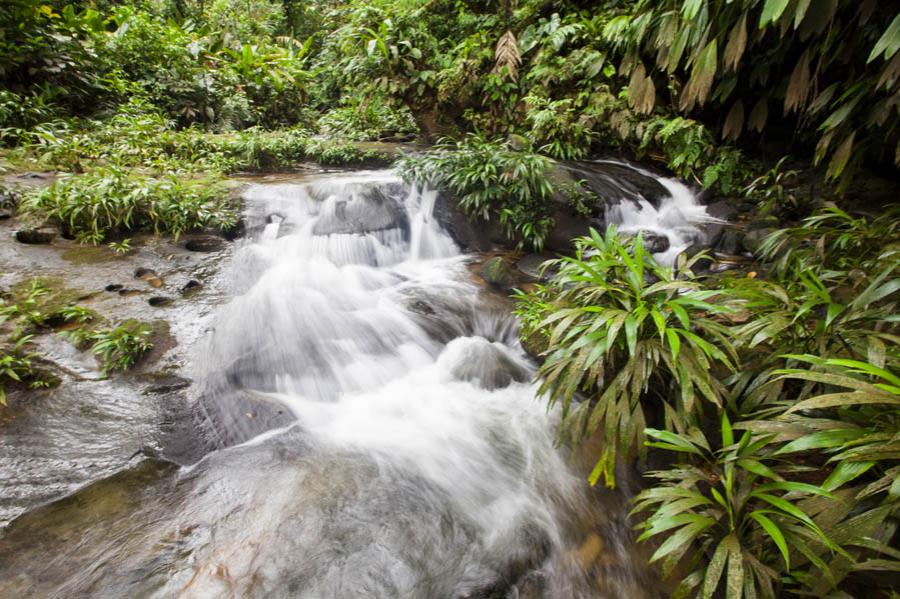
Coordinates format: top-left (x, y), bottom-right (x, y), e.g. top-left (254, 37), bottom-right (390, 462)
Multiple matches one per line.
top-left (15, 227), bottom-right (56, 244)
top-left (561, 160), bottom-right (670, 209)
top-left (516, 253), bottom-right (558, 282)
top-left (312, 186), bottom-right (408, 236)
top-left (714, 228), bottom-right (746, 255)
top-left (635, 231), bottom-right (670, 254)
top-left (184, 234), bottom-right (227, 252)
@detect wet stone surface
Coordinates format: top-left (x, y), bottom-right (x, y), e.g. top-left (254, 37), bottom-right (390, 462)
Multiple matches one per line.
top-left (0, 202), bottom-right (236, 526)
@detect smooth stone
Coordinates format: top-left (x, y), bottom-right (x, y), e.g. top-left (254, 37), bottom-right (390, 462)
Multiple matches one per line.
top-left (148, 297), bottom-right (174, 308)
top-left (715, 228), bottom-right (745, 255)
top-left (15, 227), bottom-right (55, 244)
top-left (478, 257), bottom-right (516, 289)
top-left (184, 235), bottom-right (226, 252)
top-left (516, 253), bottom-right (557, 281)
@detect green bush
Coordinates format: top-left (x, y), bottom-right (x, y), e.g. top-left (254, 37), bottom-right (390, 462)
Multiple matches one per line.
top-left (69, 320), bottom-right (154, 375)
top-left (398, 135), bottom-right (555, 250)
top-left (22, 167), bottom-right (237, 243)
top-left (516, 227), bottom-right (737, 486)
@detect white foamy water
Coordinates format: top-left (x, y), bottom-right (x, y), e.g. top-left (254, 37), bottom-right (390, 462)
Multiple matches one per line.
top-left (603, 169), bottom-right (718, 265)
top-left (183, 171), bottom-right (649, 597)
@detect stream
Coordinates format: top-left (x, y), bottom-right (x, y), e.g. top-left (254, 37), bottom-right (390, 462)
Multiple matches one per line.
top-left (0, 166), bottom-right (713, 598)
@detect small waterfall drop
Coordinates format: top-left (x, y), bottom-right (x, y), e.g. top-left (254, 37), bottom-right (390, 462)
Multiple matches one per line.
top-left (573, 160), bottom-right (718, 265)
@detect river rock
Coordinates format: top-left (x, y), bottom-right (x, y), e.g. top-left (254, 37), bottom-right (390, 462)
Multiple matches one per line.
top-left (635, 231), bottom-right (670, 254)
top-left (742, 228), bottom-right (775, 254)
top-left (15, 227), bottom-right (56, 244)
top-left (184, 234), bottom-right (226, 252)
top-left (705, 199), bottom-right (739, 221)
top-left (0, 209), bottom-right (11, 220)
top-left (715, 228), bottom-right (745, 255)
top-left (312, 187), bottom-right (408, 236)
top-left (478, 257), bottom-right (516, 289)
top-left (680, 243), bottom-right (714, 272)
top-left (560, 161), bottom-right (669, 208)
top-left (516, 253), bottom-right (557, 281)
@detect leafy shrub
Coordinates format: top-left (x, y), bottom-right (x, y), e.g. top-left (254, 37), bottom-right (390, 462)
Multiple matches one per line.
top-left (398, 135), bottom-right (555, 250)
top-left (516, 227), bottom-right (737, 486)
top-left (70, 320), bottom-right (154, 375)
top-left (0, 278), bottom-right (90, 403)
top-left (0, 337), bottom-right (35, 406)
top-left (634, 414), bottom-right (843, 598)
top-left (606, 0), bottom-right (900, 184)
top-left (316, 96), bottom-right (419, 141)
top-left (22, 167), bottom-right (237, 243)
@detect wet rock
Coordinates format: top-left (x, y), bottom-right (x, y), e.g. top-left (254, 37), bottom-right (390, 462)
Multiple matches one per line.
top-left (118, 288), bottom-right (143, 297)
top-left (746, 216), bottom-right (779, 231)
top-left (705, 199), bottom-right (739, 221)
top-left (630, 230), bottom-right (669, 254)
top-left (406, 299), bottom-right (435, 316)
top-left (546, 210), bottom-right (598, 252)
top-left (184, 234), bottom-right (226, 252)
top-left (478, 257), bottom-right (516, 289)
top-left (105, 284), bottom-right (124, 292)
top-left (134, 268), bottom-right (163, 288)
top-left (181, 280), bottom-right (202, 294)
top-left (560, 161), bottom-right (669, 208)
top-left (148, 296), bottom-right (174, 308)
top-left (0, 209), bottom-right (11, 220)
top-left (715, 228), bottom-right (745, 255)
top-left (442, 337), bottom-right (530, 390)
top-left (15, 227), bottom-right (56, 244)
top-left (221, 218), bottom-right (246, 241)
top-left (312, 187), bottom-right (408, 236)
top-left (742, 228), bottom-right (775, 254)
top-left (516, 253), bottom-right (557, 282)
top-left (520, 330), bottom-right (549, 360)
top-left (143, 375), bottom-right (191, 395)
top-left (681, 243), bottom-right (714, 272)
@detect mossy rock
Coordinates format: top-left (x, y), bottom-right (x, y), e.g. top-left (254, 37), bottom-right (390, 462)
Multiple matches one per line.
top-left (520, 329), bottom-right (549, 360)
top-left (478, 257), bottom-right (517, 289)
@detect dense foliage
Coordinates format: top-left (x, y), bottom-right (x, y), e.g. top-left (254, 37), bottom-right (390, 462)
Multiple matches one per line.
top-left (516, 210), bottom-right (900, 596)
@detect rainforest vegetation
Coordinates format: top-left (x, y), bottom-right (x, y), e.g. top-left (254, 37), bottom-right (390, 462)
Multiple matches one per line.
top-left (1, 0), bottom-right (899, 597)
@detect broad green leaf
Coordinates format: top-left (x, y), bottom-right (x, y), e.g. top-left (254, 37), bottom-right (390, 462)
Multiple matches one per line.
top-left (759, 0), bottom-right (790, 29)
top-left (750, 511), bottom-right (790, 570)
top-left (868, 13), bottom-right (900, 63)
top-left (649, 517), bottom-right (715, 563)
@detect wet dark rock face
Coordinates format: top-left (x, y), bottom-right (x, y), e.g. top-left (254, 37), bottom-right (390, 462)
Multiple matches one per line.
top-left (15, 227), bottom-right (56, 244)
top-left (184, 234), bottom-right (227, 252)
top-left (312, 185), bottom-right (409, 236)
top-left (431, 159), bottom-right (675, 254)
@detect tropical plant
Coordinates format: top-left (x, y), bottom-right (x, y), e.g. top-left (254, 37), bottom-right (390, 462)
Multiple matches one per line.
top-left (22, 167), bottom-right (237, 242)
top-left (69, 321), bottom-right (154, 375)
top-left (517, 227), bottom-right (738, 486)
top-left (758, 207), bottom-right (900, 277)
top-left (398, 135), bottom-right (555, 249)
top-left (634, 413), bottom-right (846, 598)
top-left (0, 336), bottom-right (35, 406)
top-left (606, 0), bottom-right (900, 184)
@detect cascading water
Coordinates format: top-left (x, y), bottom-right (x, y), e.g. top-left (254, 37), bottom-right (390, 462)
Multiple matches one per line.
top-left (0, 171), bottom-right (659, 598)
top-left (560, 159), bottom-right (717, 265)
